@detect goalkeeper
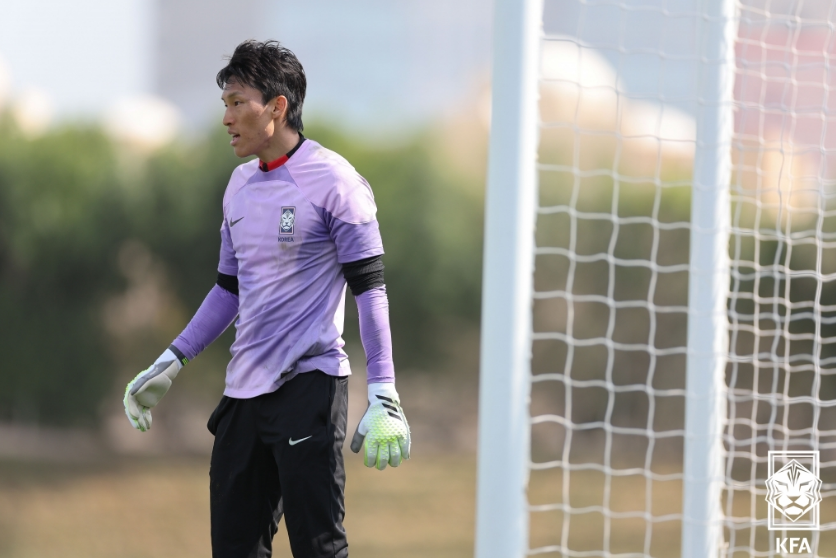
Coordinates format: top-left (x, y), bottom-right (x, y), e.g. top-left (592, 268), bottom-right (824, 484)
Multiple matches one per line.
top-left (122, 40), bottom-right (409, 558)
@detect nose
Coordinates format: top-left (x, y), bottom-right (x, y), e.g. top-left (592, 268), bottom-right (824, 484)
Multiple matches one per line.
top-left (223, 107), bottom-right (233, 127)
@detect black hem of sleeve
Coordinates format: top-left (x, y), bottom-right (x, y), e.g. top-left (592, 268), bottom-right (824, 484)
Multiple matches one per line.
top-left (342, 255), bottom-right (385, 296)
top-left (217, 272), bottom-right (239, 296)
top-left (168, 344), bottom-right (189, 366)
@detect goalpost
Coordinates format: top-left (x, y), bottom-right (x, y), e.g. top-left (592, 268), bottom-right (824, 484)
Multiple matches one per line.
top-left (476, 0), bottom-right (836, 557)
top-left (475, 0), bottom-right (542, 556)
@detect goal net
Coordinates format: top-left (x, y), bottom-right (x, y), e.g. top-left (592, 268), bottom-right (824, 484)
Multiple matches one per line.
top-left (477, 0), bottom-right (836, 557)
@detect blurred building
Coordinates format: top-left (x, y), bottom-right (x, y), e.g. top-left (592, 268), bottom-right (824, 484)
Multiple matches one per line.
top-left (272, 1), bottom-right (491, 135)
top-left (154, 0), bottom-right (268, 127)
top-left (151, 0), bottom-right (492, 134)
top-left (734, 23), bottom-right (836, 190)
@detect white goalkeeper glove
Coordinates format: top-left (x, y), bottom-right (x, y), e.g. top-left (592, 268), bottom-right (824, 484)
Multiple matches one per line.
top-left (350, 382), bottom-right (411, 470)
top-left (123, 348), bottom-right (186, 432)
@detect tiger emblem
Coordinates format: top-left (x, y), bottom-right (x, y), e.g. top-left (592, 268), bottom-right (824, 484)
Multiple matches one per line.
top-left (765, 459), bottom-right (822, 522)
top-left (280, 207), bottom-right (295, 235)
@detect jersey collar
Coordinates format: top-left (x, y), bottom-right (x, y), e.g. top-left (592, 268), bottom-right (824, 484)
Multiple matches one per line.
top-left (258, 133), bottom-right (306, 172)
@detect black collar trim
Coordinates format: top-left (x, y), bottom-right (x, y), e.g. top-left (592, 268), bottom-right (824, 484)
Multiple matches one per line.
top-left (259, 133), bottom-right (306, 172)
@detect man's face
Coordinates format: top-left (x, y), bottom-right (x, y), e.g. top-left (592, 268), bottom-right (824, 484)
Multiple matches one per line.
top-left (221, 79), bottom-right (281, 158)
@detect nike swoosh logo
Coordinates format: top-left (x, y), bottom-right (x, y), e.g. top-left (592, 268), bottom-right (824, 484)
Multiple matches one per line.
top-left (288, 435), bottom-right (312, 446)
top-left (230, 217), bottom-right (245, 227)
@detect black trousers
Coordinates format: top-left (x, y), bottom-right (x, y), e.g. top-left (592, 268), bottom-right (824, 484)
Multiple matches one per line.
top-left (207, 371), bottom-right (349, 558)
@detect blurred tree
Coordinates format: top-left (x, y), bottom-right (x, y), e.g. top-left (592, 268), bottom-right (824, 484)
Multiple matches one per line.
top-left (0, 117), bottom-right (485, 426)
top-left (4, 111), bottom-right (829, 430)
top-left (0, 116), bottom-right (127, 425)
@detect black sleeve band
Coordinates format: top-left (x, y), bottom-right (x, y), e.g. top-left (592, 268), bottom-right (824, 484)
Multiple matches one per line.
top-left (342, 255), bottom-right (385, 296)
top-left (217, 272), bottom-right (239, 296)
top-left (167, 344), bottom-right (189, 366)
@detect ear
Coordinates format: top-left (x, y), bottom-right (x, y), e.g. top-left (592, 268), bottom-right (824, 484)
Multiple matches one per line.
top-left (272, 96), bottom-right (288, 122)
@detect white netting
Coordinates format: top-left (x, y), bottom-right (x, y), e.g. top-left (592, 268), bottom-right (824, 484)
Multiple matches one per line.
top-left (531, 0), bottom-right (836, 555)
top-left (726, 1), bottom-right (836, 555)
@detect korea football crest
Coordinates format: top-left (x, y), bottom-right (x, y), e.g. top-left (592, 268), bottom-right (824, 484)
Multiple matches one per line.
top-left (765, 451), bottom-right (822, 530)
top-left (280, 206), bottom-right (296, 235)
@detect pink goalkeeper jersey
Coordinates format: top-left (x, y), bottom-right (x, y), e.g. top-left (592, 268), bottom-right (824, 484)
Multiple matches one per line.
top-left (218, 138), bottom-right (384, 398)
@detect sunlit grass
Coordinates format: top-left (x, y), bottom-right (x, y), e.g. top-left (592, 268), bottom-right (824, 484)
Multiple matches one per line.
top-left (0, 454), bottom-right (477, 558)
top-left (4, 454), bottom-right (830, 557)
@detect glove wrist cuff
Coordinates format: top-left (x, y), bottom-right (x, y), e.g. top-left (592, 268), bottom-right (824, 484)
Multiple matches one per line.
top-left (167, 344), bottom-right (189, 368)
top-left (155, 347), bottom-right (186, 372)
top-left (367, 381), bottom-right (398, 405)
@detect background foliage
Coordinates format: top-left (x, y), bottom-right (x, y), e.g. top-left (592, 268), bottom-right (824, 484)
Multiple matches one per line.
top-left (0, 116), bottom-right (484, 425)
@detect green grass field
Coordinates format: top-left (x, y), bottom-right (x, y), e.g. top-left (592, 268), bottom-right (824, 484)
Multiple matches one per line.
top-left (0, 454), bottom-right (477, 558)
top-left (2, 454), bottom-right (833, 557)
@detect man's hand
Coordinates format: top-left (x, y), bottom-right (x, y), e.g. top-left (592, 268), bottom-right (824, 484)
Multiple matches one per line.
top-left (350, 383), bottom-right (411, 470)
top-left (123, 348), bottom-right (185, 432)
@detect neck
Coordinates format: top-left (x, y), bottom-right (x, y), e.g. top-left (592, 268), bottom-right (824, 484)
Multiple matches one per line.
top-left (257, 125), bottom-right (300, 163)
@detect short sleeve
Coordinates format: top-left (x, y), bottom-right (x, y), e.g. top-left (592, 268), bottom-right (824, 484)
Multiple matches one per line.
top-left (218, 219), bottom-right (238, 275)
top-left (329, 218), bottom-right (384, 264)
top-left (322, 173), bottom-right (384, 264)
top-left (286, 140), bottom-right (385, 264)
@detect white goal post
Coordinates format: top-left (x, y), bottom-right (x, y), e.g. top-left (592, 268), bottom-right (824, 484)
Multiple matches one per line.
top-left (475, 0), bottom-right (542, 556)
top-left (476, 0), bottom-right (836, 557)
top-left (681, 0), bottom-right (736, 555)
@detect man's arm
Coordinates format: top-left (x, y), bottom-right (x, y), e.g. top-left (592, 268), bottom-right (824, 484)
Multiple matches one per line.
top-left (124, 273), bottom-right (239, 432)
top-left (124, 212), bottom-right (240, 431)
top-left (304, 161), bottom-right (409, 467)
top-left (342, 256), bottom-right (410, 469)
top-left (342, 256), bottom-right (394, 383)
top-left (171, 276), bottom-right (239, 361)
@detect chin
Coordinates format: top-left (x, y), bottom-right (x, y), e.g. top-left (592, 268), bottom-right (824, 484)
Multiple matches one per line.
top-left (232, 144), bottom-right (253, 158)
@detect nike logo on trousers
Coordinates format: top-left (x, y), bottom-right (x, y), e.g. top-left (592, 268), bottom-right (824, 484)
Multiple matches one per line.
top-left (230, 217), bottom-right (245, 227)
top-left (288, 436), bottom-right (312, 446)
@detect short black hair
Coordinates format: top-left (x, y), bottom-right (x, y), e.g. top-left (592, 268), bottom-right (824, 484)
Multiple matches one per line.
top-left (217, 40), bottom-right (306, 131)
